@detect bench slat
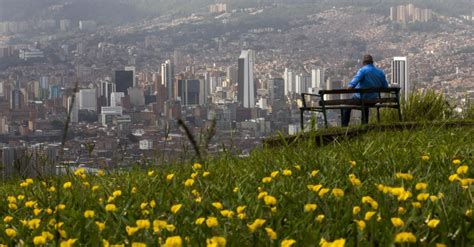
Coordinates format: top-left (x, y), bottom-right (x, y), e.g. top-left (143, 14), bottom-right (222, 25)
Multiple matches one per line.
top-left (319, 87), bottom-right (400, 95)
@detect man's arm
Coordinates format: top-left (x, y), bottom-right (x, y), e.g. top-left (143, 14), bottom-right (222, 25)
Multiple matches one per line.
top-left (348, 68), bottom-right (364, 89)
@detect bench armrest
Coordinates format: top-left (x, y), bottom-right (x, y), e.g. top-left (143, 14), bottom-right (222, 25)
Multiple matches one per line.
top-left (301, 93), bottom-right (322, 108)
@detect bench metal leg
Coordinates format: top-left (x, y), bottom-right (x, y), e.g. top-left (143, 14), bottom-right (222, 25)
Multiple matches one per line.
top-left (397, 107), bottom-right (402, 121)
top-left (323, 109), bottom-right (328, 128)
top-left (300, 109), bottom-right (304, 131)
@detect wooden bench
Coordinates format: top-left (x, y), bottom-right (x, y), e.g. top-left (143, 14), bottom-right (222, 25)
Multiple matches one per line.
top-left (300, 87), bottom-right (402, 129)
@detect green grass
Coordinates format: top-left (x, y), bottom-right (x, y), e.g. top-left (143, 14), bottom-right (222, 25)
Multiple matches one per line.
top-left (0, 125), bottom-right (473, 246)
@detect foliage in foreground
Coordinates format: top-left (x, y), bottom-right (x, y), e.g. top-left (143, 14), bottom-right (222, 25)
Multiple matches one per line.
top-left (0, 126), bottom-right (473, 246)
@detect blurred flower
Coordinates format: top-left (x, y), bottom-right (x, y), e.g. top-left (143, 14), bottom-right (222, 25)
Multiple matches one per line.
top-left (427, 219), bottom-right (440, 229)
top-left (84, 210), bottom-right (95, 218)
top-left (203, 171), bottom-right (210, 177)
top-left (247, 219), bottom-right (266, 232)
top-left (391, 217), bottom-right (405, 227)
top-left (415, 183), bottom-right (428, 190)
top-left (171, 204), bottom-right (182, 214)
top-left (262, 177), bottom-right (272, 183)
top-left (281, 239), bottom-right (296, 247)
top-left (349, 160), bottom-right (357, 167)
top-left (364, 211), bottom-right (376, 221)
top-left (315, 214), bottom-right (325, 222)
top-left (195, 217), bottom-right (205, 225)
top-left (95, 221), bottom-right (105, 231)
top-left (206, 217), bottom-right (218, 228)
top-left (163, 236), bottom-right (182, 247)
top-left (417, 193), bottom-right (430, 201)
top-left (220, 210), bottom-right (234, 218)
top-left (352, 206), bottom-right (361, 215)
top-left (5, 228), bottom-right (16, 238)
top-left (354, 220), bottom-right (366, 231)
top-left (193, 163), bottom-right (202, 169)
top-left (304, 203), bottom-right (317, 212)
top-left (349, 174), bottom-right (361, 186)
top-left (126, 226), bottom-right (139, 236)
top-left (332, 188), bottom-right (344, 198)
top-left (311, 170), bottom-right (319, 177)
top-left (456, 166), bottom-right (468, 175)
top-left (421, 155), bottom-right (430, 161)
top-left (283, 170), bottom-right (292, 176)
top-left (394, 232), bottom-right (416, 243)
top-left (395, 173), bottom-right (413, 180)
top-left (136, 219), bottom-right (151, 229)
top-left (264, 195), bottom-right (277, 206)
top-left (184, 179), bottom-right (195, 187)
top-left (166, 174), bottom-right (175, 181)
top-left (265, 227), bottom-right (278, 240)
top-left (33, 235), bottom-right (47, 245)
top-left (105, 204), bottom-right (117, 212)
top-left (206, 236), bottom-right (226, 247)
top-left (63, 182), bottom-right (72, 189)
top-left (60, 239), bottom-right (77, 247)
top-left (212, 202), bottom-right (223, 209)
top-left (318, 188), bottom-right (330, 197)
top-left (271, 171), bottom-right (279, 178)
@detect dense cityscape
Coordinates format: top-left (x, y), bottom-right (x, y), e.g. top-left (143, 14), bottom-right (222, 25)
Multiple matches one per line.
top-left (0, 0), bottom-right (473, 177)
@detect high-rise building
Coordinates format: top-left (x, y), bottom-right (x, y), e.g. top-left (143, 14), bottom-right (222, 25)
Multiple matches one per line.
top-left (115, 70), bottom-right (133, 95)
top-left (226, 66), bottom-right (238, 84)
top-left (161, 60), bottom-right (173, 100)
top-left (283, 68), bottom-right (294, 96)
top-left (100, 79), bottom-right (115, 106)
top-left (49, 85), bottom-right (61, 99)
top-left (78, 88), bottom-right (97, 111)
top-left (10, 89), bottom-right (24, 110)
top-left (238, 50), bottom-right (255, 108)
top-left (311, 68), bottom-right (325, 90)
top-left (128, 87), bottom-right (145, 107)
top-left (391, 57), bottom-right (410, 99)
top-left (110, 92), bottom-right (125, 107)
top-left (124, 66), bottom-right (136, 87)
top-left (267, 78), bottom-right (285, 106)
top-left (177, 79), bottom-right (203, 105)
top-left (67, 94), bottom-right (79, 123)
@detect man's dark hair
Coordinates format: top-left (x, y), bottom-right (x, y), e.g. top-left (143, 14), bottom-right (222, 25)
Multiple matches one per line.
top-left (363, 55), bottom-right (374, 65)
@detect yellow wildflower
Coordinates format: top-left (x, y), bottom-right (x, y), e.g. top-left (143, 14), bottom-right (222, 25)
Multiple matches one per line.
top-left (4, 216), bottom-right (13, 223)
top-left (354, 220), bottom-right (366, 231)
top-left (271, 171), bottom-right (279, 178)
top-left (212, 202), bottom-right (223, 209)
top-left (147, 170), bottom-right (155, 176)
top-left (63, 182), bottom-right (72, 189)
top-left (318, 188), bottom-right (330, 197)
top-left (412, 202), bottom-right (422, 208)
top-left (95, 221), bottom-right (105, 231)
top-left (236, 206), bottom-right (246, 214)
top-left (395, 173), bottom-right (413, 180)
top-left (262, 177), bottom-right (272, 183)
top-left (391, 217), bottom-right (405, 227)
top-left (361, 196), bottom-right (379, 209)
top-left (5, 228), bottom-right (16, 238)
top-left (184, 179), bottom-right (194, 187)
top-left (153, 220), bottom-right (168, 232)
top-left (136, 219), bottom-right (151, 229)
top-left (33, 235), bottom-right (47, 245)
top-left (320, 238), bottom-right (346, 247)
top-left (166, 174), bottom-right (175, 181)
top-left (452, 159), bottom-right (461, 165)
top-left (349, 160), bottom-right (357, 167)
top-left (457, 165), bottom-right (468, 174)
top-left (394, 232), bottom-right (416, 243)
top-left (265, 227), bottom-right (278, 240)
top-left (349, 174), bottom-right (361, 186)
top-left (112, 190), bottom-right (122, 197)
top-left (60, 239), bottom-right (77, 247)
top-left (466, 209), bottom-right (473, 217)
top-left (220, 210), bottom-right (234, 218)
top-left (282, 170), bottom-right (292, 176)
top-left (307, 184), bottom-right (323, 192)
top-left (449, 174), bottom-right (459, 182)
top-left (195, 217), bottom-right (205, 225)
top-left (203, 171), bottom-right (210, 177)
top-left (126, 226), bottom-right (139, 236)
top-left (191, 172), bottom-right (198, 178)
top-left (163, 236), bottom-right (183, 247)
top-left (311, 170), bottom-right (319, 177)
top-left (171, 204), bottom-right (182, 214)
top-left (247, 219), bottom-right (266, 232)
top-left (193, 163), bottom-right (202, 169)
top-left (258, 192), bottom-right (268, 199)
top-left (364, 211), bottom-right (376, 221)
top-left (264, 195), bottom-right (277, 206)
top-left (131, 243), bottom-right (146, 247)
top-left (415, 183), bottom-right (428, 190)
top-left (315, 214), bottom-right (325, 222)
top-left (281, 239), bottom-right (296, 247)
top-left (398, 207), bottom-right (406, 214)
top-left (352, 206), bottom-right (361, 215)
top-left (304, 203), bottom-right (317, 212)
top-left (417, 193), bottom-right (430, 201)
top-left (332, 188), bottom-right (344, 198)
top-left (427, 219), bottom-right (440, 229)
top-left (206, 236), bottom-right (226, 247)
top-left (206, 217), bottom-right (218, 227)
top-left (84, 210), bottom-right (95, 218)
top-left (421, 155), bottom-right (430, 161)
top-left (105, 204), bottom-right (117, 212)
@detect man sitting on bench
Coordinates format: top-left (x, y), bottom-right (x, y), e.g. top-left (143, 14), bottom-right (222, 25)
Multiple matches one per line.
top-left (342, 54), bottom-right (389, 127)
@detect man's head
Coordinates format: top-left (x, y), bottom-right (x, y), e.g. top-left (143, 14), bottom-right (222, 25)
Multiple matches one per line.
top-left (362, 55), bottom-right (374, 65)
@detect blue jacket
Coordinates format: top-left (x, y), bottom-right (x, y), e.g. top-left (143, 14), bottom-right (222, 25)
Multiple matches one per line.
top-left (348, 64), bottom-right (389, 99)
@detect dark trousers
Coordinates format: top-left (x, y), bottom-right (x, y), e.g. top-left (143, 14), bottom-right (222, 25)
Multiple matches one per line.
top-left (342, 107), bottom-right (370, 127)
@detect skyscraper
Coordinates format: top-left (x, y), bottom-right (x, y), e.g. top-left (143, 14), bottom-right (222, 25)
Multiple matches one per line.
top-left (78, 88), bottom-right (97, 111)
top-left (267, 78), bottom-right (284, 106)
top-left (100, 79), bottom-right (115, 106)
top-left (238, 50), bottom-right (255, 108)
top-left (311, 68), bottom-right (325, 90)
top-left (115, 70), bottom-right (133, 95)
top-left (283, 68), bottom-right (294, 96)
top-left (161, 60), bottom-right (173, 100)
top-left (124, 66), bottom-right (136, 87)
top-left (177, 79), bottom-right (203, 105)
top-left (391, 57), bottom-right (410, 99)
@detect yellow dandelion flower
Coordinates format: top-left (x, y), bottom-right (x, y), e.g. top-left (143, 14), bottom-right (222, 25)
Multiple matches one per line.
top-left (307, 184), bottom-right (323, 192)
top-left (456, 165), bottom-right (468, 175)
top-left (257, 192), bottom-right (268, 200)
top-left (318, 188), bottom-right (330, 197)
top-left (191, 172), bottom-right (198, 179)
top-left (95, 221), bottom-right (105, 231)
top-left (415, 183), bottom-right (428, 190)
top-left (212, 202), bottom-right (223, 209)
top-left (184, 179), bottom-right (195, 187)
top-left (203, 171), bottom-right (210, 177)
top-left (171, 204), bottom-right (182, 214)
top-left (60, 239), bottom-right (77, 247)
top-left (63, 182), bottom-right (72, 189)
top-left (5, 228), bottom-right (16, 238)
top-left (236, 206), bottom-right (246, 214)
top-left (4, 216), bottom-right (13, 223)
top-left (166, 174), bottom-right (175, 181)
top-left (105, 204), bottom-right (117, 212)
top-left (294, 165), bottom-right (301, 170)
top-left (126, 226), bottom-right (139, 236)
top-left (449, 174), bottom-right (459, 182)
top-left (364, 211), bottom-right (376, 221)
top-left (220, 210), bottom-right (234, 218)
top-left (163, 236), bottom-right (183, 247)
top-left (391, 217), bottom-right (405, 227)
top-left (271, 171), bottom-right (279, 178)
top-left (304, 203), bottom-right (317, 212)
top-left (452, 159), bottom-right (461, 165)
top-left (262, 177), bottom-right (272, 183)
top-left (394, 232), bottom-right (416, 243)
top-left (264, 195), bottom-right (277, 206)
top-left (398, 207), bottom-right (406, 214)
top-left (427, 219), bottom-right (440, 229)
top-left (421, 155), bottom-right (430, 161)
top-left (193, 163), bottom-right (202, 169)
top-left (265, 227), bottom-right (278, 240)
top-left (84, 210), bottom-right (95, 218)
top-left (395, 172), bottom-right (413, 180)
top-left (206, 217), bottom-right (218, 228)
top-left (412, 202), bottom-right (422, 208)
top-left (136, 219), bottom-right (151, 229)
top-left (352, 206), bottom-right (361, 215)
top-left (112, 190), bottom-right (122, 197)
top-left (465, 209), bottom-right (473, 217)
top-left (206, 236), bottom-right (226, 247)
top-left (417, 193), bottom-right (430, 201)
top-left (332, 188), bottom-right (344, 198)
top-left (280, 239), bottom-right (296, 247)
top-left (282, 169), bottom-right (292, 176)
top-left (311, 170), bottom-right (319, 177)
top-left (349, 160), bottom-right (357, 167)
top-left (195, 217), bottom-right (205, 225)
top-left (247, 219), bottom-right (266, 232)
top-left (131, 243), bottom-right (146, 247)
top-left (349, 174), bottom-right (361, 186)
top-left (315, 214), bottom-right (325, 222)
top-left (33, 235), bottom-right (47, 245)
top-left (354, 220), bottom-right (366, 231)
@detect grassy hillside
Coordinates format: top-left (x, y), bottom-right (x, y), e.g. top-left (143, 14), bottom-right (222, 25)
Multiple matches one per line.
top-left (0, 125), bottom-right (473, 246)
